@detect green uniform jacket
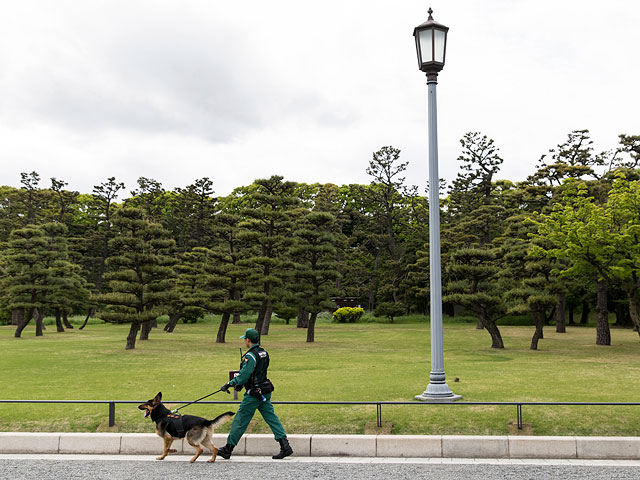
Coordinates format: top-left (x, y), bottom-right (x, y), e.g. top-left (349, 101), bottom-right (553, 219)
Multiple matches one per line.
top-left (228, 344), bottom-right (266, 389)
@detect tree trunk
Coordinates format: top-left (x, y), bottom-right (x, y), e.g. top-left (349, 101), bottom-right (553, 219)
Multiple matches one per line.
top-left (261, 305), bottom-right (272, 336)
top-left (368, 289), bottom-right (374, 312)
top-left (595, 280), bottom-right (611, 346)
top-left (217, 312), bottom-right (231, 343)
top-left (14, 308), bottom-right (33, 338)
top-left (79, 308), bottom-right (92, 330)
top-left (476, 318), bottom-right (484, 330)
top-left (555, 293), bottom-right (566, 333)
top-left (35, 309), bottom-right (45, 336)
top-left (367, 249), bottom-right (380, 312)
top-left (544, 306), bottom-right (555, 326)
top-left (627, 293), bottom-right (640, 337)
top-left (126, 322), bottom-right (140, 350)
top-left (62, 310), bottom-right (74, 329)
top-left (255, 301), bottom-right (267, 334)
top-left (306, 312), bottom-right (318, 343)
top-left (613, 303), bottom-right (631, 327)
top-left (55, 308), bottom-right (65, 333)
top-left (580, 300), bottom-right (590, 325)
top-left (164, 312), bottom-right (181, 333)
top-left (479, 313), bottom-right (504, 349)
top-left (151, 318), bottom-right (158, 329)
top-left (232, 291), bottom-right (243, 324)
top-left (139, 320), bottom-right (152, 340)
top-left (297, 308), bottom-right (309, 328)
top-left (11, 309), bottom-right (23, 326)
top-left (568, 305), bottom-right (575, 325)
top-left (530, 309), bottom-right (544, 350)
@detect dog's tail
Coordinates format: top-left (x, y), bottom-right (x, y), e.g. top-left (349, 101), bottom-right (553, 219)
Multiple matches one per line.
top-left (206, 411), bottom-right (235, 429)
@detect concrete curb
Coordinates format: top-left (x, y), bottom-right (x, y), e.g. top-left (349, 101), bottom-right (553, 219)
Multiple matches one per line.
top-left (1, 433), bottom-right (640, 459)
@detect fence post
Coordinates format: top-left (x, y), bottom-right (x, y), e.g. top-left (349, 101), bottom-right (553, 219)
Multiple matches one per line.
top-left (517, 404), bottom-right (523, 430)
top-left (109, 402), bottom-right (116, 427)
top-left (377, 403), bottom-right (382, 428)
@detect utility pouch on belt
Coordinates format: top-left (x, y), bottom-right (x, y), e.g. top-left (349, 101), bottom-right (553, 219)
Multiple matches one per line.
top-left (260, 379), bottom-right (274, 394)
top-left (250, 380), bottom-right (274, 399)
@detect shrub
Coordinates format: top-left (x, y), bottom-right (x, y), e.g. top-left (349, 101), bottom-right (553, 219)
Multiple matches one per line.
top-left (181, 309), bottom-right (204, 324)
top-left (0, 308), bottom-right (10, 326)
top-left (374, 302), bottom-right (406, 323)
top-left (274, 306), bottom-right (297, 325)
top-left (332, 307), bottom-right (365, 323)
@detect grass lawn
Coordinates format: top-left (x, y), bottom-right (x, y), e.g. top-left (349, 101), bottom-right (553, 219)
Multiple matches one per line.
top-left (1, 315), bottom-right (639, 436)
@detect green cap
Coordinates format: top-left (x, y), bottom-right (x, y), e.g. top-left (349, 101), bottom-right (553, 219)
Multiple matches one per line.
top-left (240, 328), bottom-right (259, 342)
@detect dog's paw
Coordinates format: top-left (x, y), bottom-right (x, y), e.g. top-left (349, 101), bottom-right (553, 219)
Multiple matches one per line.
top-left (208, 458), bottom-right (216, 463)
top-left (156, 456), bottom-right (166, 461)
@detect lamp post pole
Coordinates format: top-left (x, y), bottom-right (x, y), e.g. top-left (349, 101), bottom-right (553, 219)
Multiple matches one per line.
top-left (413, 8), bottom-right (461, 402)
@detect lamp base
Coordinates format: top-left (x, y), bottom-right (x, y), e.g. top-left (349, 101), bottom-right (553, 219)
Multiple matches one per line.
top-left (414, 383), bottom-right (462, 402)
top-left (414, 393), bottom-right (462, 402)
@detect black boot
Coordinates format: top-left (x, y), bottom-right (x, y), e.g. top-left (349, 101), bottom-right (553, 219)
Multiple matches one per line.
top-left (272, 437), bottom-right (293, 459)
top-left (218, 443), bottom-right (234, 459)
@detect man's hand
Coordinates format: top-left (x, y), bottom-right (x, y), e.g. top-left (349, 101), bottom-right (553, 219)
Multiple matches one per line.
top-left (220, 383), bottom-right (232, 393)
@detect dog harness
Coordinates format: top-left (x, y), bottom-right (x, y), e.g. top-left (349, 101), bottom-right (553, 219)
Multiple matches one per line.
top-left (165, 413), bottom-right (185, 437)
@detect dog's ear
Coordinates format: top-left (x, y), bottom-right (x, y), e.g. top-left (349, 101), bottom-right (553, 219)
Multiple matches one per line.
top-left (153, 392), bottom-right (162, 405)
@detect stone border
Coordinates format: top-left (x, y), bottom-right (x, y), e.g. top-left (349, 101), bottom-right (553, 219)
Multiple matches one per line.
top-left (0, 433), bottom-right (639, 459)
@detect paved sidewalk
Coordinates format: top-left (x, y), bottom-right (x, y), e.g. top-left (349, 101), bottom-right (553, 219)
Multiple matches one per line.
top-left (3, 432), bottom-right (640, 459)
top-left (2, 454), bottom-right (640, 466)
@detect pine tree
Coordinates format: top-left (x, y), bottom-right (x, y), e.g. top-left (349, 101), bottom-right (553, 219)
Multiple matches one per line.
top-left (40, 223), bottom-right (91, 332)
top-left (96, 208), bottom-right (176, 350)
top-left (441, 133), bottom-right (508, 338)
top-left (443, 248), bottom-right (505, 349)
top-left (18, 172), bottom-right (48, 226)
top-left (208, 211), bottom-right (249, 343)
top-left (1, 225), bottom-right (50, 337)
top-left (336, 183), bottom-right (385, 311)
top-left (238, 176), bottom-right (299, 336)
top-left (166, 178), bottom-right (217, 251)
top-left (289, 211), bottom-right (340, 342)
top-left (87, 177), bottom-right (126, 293)
top-left (499, 215), bottom-right (557, 349)
top-left (365, 146), bottom-right (409, 303)
top-left (164, 247), bottom-right (213, 333)
top-left (126, 177), bottom-right (167, 222)
top-left (50, 178), bottom-right (79, 225)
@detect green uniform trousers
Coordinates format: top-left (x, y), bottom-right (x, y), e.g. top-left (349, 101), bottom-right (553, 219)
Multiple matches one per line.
top-left (226, 392), bottom-right (287, 446)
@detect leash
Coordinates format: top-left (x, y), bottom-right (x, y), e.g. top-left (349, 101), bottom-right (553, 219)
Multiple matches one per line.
top-left (171, 389), bottom-right (230, 413)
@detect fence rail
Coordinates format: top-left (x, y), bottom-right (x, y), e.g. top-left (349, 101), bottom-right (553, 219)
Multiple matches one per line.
top-left (1, 399), bottom-right (639, 429)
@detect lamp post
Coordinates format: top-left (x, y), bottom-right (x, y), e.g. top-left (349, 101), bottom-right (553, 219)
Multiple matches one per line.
top-left (413, 8), bottom-right (461, 402)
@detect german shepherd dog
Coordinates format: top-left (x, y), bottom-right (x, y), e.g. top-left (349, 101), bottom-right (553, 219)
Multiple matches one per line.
top-left (138, 392), bottom-right (234, 463)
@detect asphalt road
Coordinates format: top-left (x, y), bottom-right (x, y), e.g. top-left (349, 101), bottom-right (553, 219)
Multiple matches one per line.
top-left (2, 457), bottom-right (640, 480)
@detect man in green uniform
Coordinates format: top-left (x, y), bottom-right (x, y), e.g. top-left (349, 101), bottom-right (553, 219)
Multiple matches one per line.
top-left (217, 328), bottom-right (293, 460)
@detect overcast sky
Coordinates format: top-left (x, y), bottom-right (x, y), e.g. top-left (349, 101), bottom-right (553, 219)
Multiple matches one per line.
top-left (0, 0), bottom-right (638, 197)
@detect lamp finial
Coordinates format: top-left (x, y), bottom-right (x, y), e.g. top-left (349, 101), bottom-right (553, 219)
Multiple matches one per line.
top-left (427, 8), bottom-right (433, 20)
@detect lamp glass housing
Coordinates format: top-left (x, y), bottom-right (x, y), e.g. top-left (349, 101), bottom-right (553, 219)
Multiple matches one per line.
top-left (413, 12), bottom-right (448, 73)
top-left (434, 29), bottom-right (446, 63)
top-left (418, 29), bottom-right (433, 62)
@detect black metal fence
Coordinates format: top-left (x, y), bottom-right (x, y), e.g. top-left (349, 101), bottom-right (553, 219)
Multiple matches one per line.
top-left (2, 399), bottom-right (639, 430)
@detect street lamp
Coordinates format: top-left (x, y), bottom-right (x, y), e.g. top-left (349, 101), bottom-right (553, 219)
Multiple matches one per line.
top-left (413, 8), bottom-right (461, 402)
